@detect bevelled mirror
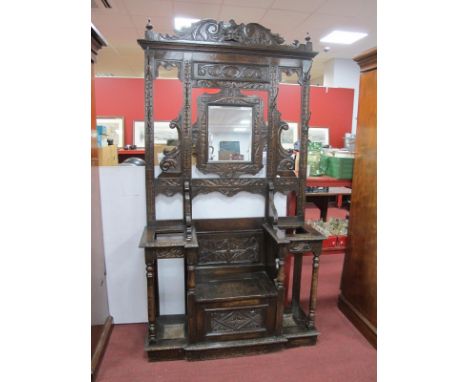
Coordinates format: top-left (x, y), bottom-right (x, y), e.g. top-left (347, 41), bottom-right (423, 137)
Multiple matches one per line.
top-left (194, 88), bottom-right (266, 178)
top-left (208, 105), bottom-right (253, 162)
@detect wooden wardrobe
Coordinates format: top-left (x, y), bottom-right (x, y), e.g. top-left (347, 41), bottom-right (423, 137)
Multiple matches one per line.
top-left (338, 48), bottom-right (377, 347)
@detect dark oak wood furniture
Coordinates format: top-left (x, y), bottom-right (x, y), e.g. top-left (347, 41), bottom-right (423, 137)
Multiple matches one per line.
top-left (118, 149), bottom-right (145, 163)
top-left (307, 175), bottom-right (352, 188)
top-left (305, 186), bottom-right (352, 221)
top-left (138, 19), bottom-right (325, 361)
top-left (338, 48), bottom-right (377, 348)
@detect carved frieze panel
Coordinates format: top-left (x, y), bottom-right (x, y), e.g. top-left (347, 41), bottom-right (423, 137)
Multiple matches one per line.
top-left (273, 177), bottom-right (299, 194)
top-left (193, 62), bottom-right (270, 83)
top-left (191, 178), bottom-right (267, 197)
top-left (155, 247), bottom-right (185, 258)
top-left (154, 178), bottom-right (184, 196)
top-left (209, 308), bottom-right (264, 333)
top-left (198, 235), bottom-right (260, 265)
top-left (289, 241), bottom-right (313, 254)
top-left (192, 80), bottom-right (270, 90)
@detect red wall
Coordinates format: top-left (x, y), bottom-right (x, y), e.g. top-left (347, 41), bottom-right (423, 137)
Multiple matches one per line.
top-left (95, 78), bottom-right (354, 148)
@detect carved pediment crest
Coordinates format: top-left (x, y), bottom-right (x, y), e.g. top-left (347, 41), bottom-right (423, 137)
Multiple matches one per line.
top-left (146, 19), bottom-right (286, 47)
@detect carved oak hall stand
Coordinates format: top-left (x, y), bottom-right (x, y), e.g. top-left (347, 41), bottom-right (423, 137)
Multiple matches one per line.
top-left (138, 19), bottom-right (325, 361)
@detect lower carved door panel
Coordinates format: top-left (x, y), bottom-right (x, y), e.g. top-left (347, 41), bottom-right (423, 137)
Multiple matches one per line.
top-left (198, 299), bottom-right (277, 342)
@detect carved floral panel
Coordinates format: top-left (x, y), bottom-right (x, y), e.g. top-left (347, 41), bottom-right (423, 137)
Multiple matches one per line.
top-left (209, 308), bottom-right (264, 333)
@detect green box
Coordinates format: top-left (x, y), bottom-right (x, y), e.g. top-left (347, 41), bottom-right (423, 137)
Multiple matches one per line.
top-left (324, 156), bottom-right (354, 179)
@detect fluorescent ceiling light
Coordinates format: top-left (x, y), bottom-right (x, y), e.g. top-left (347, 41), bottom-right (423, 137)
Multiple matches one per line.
top-left (174, 17), bottom-right (200, 31)
top-left (233, 127), bottom-right (247, 132)
top-left (320, 30), bottom-right (368, 45)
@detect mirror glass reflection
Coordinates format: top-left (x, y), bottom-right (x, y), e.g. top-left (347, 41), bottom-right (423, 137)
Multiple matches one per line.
top-left (207, 105), bottom-right (253, 162)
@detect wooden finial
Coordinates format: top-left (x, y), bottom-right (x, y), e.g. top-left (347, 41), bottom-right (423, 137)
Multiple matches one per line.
top-left (146, 19), bottom-right (153, 30)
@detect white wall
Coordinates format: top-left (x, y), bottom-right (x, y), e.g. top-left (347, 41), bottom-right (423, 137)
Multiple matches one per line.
top-left (323, 58), bottom-right (361, 134)
top-left (99, 167), bottom-right (147, 323)
top-left (91, 165), bottom-right (110, 325)
top-left (99, 166), bottom-right (286, 323)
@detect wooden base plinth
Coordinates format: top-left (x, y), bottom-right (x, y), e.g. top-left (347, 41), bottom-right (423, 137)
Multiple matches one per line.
top-left (338, 294), bottom-right (376, 348)
top-left (145, 312), bottom-right (319, 362)
top-left (91, 316), bottom-right (114, 382)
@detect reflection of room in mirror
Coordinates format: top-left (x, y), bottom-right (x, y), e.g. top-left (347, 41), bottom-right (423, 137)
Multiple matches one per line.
top-left (208, 105), bottom-right (253, 162)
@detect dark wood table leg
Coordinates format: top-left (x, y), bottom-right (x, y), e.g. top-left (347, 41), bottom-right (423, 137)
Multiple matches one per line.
top-left (311, 196), bottom-right (329, 221)
top-left (307, 249), bottom-right (321, 329)
top-left (275, 246), bottom-right (286, 334)
top-left (186, 247), bottom-right (197, 343)
top-left (291, 254), bottom-right (303, 320)
top-left (145, 252), bottom-right (158, 344)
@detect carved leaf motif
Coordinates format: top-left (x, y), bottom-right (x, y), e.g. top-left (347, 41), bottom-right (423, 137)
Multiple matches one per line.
top-left (155, 19), bottom-right (285, 47)
top-left (194, 63), bottom-right (268, 82)
top-left (159, 114), bottom-right (182, 173)
top-left (191, 178), bottom-right (266, 197)
top-left (210, 309), bottom-right (263, 333)
top-left (156, 247), bottom-right (184, 258)
top-left (193, 80), bottom-right (270, 90)
top-left (155, 178), bottom-right (184, 196)
top-left (289, 241), bottom-right (313, 253)
top-left (199, 236), bottom-right (259, 264)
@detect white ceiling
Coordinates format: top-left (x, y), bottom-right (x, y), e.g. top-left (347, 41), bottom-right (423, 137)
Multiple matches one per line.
top-left (91, 0), bottom-right (376, 81)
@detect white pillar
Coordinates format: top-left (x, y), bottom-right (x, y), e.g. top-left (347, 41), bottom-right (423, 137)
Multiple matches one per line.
top-left (323, 58), bottom-right (360, 134)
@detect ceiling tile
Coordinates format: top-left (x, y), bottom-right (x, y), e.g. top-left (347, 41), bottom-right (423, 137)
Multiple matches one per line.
top-left (91, 0), bottom-right (376, 80)
top-left (130, 15), bottom-right (174, 33)
top-left (115, 44), bottom-right (144, 57)
top-left (316, 0), bottom-right (366, 18)
top-left (122, 0), bottom-right (173, 18)
top-left (92, 11), bottom-right (135, 29)
top-left (295, 13), bottom-right (363, 38)
top-left (95, 49), bottom-right (136, 77)
top-left (223, 0), bottom-right (275, 9)
top-left (92, 25), bottom-right (140, 44)
top-left (271, 0), bottom-right (323, 13)
top-left (173, 2), bottom-right (221, 19)
top-left (218, 6), bottom-right (267, 24)
top-left (261, 9), bottom-right (310, 32)
top-left (92, 0), bottom-right (127, 13)
top-left (121, 53), bottom-right (145, 69)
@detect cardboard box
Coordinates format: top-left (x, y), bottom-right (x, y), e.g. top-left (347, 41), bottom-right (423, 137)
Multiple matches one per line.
top-left (98, 145), bottom-right (118, 166)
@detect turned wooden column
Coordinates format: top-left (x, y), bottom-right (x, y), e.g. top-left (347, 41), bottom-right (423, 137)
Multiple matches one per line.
top-left (144, 47), bottom-right (156, 225)
top-left (307, 248), bottom-right (321, 328)
top-left (185, 246), bottom-right (197, 342)
top-left (291, 254), bottom-right (303, 320)
top-left (275, 245), bottom-right (287, 334)
top-left (145, 251), bottom-right (158, 343)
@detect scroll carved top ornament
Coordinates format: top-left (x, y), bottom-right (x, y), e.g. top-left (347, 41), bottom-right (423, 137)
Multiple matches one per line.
top-left (147, 19), bottom-right (286, 47)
